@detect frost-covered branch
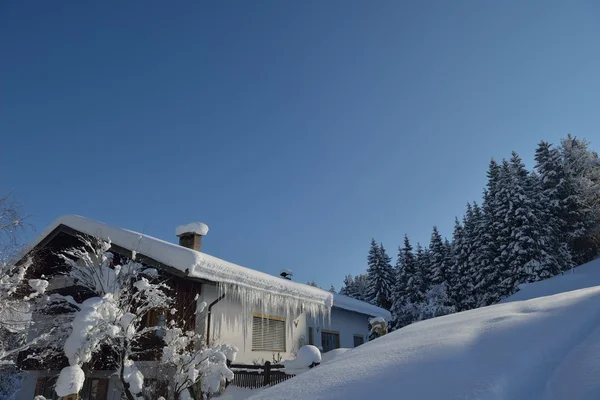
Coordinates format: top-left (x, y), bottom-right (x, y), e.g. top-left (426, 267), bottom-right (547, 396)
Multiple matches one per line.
top-left (54, 239), bottom-right (172, 399)
top-left (161, 322), bottom-right (236, 400)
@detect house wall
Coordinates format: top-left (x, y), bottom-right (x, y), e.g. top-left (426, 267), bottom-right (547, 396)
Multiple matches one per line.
top-left (308, 307), bottom-right (370, 351)
top-left (198, 284), bottom-right (308, 364)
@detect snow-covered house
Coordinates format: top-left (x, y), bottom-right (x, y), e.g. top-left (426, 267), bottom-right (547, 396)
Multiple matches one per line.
top-left (17, 215), bottom-right (389, 399)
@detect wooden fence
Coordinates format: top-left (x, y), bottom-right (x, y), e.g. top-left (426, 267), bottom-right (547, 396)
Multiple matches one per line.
top-left (227, 361), bottom-right (296, 389)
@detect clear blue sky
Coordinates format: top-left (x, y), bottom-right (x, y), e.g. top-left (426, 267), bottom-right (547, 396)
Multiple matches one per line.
top-left (2, 1), bottom-right (599, 289)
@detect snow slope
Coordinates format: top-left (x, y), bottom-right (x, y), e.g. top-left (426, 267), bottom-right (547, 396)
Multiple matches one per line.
top-left (249, 259), bottom-right (600, 400)
top-left (503, 257), bottom-right (600, 302)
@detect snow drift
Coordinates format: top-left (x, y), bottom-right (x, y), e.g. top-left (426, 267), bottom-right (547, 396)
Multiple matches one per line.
top-left (249, 258), bottom-right (600, 400)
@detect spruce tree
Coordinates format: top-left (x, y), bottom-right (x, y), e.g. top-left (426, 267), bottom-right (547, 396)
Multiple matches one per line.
top-left (416, 243), bottom-right (431, 294)
top-left (429, 226), bottom-right (449, 286)
top-left (502, 153), bottom-right (556, 289)
top-left (391, 235), bottom-right (421, 329)
top-left (366, 241), bottom-right (395, 310)
top-left (353, 274), bottom-right (369, 302)
top-left (339, 274), bottom-right (355, 297)
top-left (560, 135), bottom-right (600, 264)
top-left (474, 159), bottom-right (506, 306)
top-left (451, 208), bottom-right (477, 311)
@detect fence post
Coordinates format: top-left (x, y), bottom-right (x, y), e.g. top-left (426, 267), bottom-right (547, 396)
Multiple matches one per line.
top-left (264, 361), bottom-right (271, 387)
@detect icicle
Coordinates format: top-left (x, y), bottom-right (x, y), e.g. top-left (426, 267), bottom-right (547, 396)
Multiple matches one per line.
top-left (216, 282), bottom-right (332, 341)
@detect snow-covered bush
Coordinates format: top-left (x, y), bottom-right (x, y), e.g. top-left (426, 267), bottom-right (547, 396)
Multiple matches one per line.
top-left (161, 313), bottom-right (237, 400)
top-left (0, 257), bottom-right (50, 365)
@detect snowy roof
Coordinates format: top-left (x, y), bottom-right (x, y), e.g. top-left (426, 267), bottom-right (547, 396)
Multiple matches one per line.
top-left (249, 262), bottom-right (600, 400)
top-left (31, 215), bottom-right (388, 318)
top-left (332, 293), bottom-right (391, 320)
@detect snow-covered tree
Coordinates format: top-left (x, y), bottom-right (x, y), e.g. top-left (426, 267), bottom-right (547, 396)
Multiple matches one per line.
top-left (52, 239), bottom-right (171, 399)
top-left (366, 240), bottom-right (395, 310)
top-left (450, 213), bottom-right (475, 311)
top-left (328, 284), bottom-right (336, 293)
top-left (474, 160), bottom-right (506, 306)
top-left (428, 226), bottom-right (449, 286)
top-left (559, 135), bottom-right (600, 264)
top-left (0, 258), bottom-right (49, 364)
top-left (352, 274), bottom-right (369, 301)
top-left (416, 244), bottom-right (432, 293)
top-left (390, 235), bottom-right (422, 329)
top-left (416, 283), bottom-right (455, 320)
top-left (339, 275), bottom-right (355, 297)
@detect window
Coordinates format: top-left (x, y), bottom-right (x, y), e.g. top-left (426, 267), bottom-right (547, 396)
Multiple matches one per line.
top-left (321, 330), bottom-right (340, 352)
top-left (145, 309), bottom-right (167, 337)
top-left (353, 335), bottom-right (364, 347)
top-left (252, 314), bottom-right (286, 352)
top-left (35, 377), bottom-right (59, 400)
top-left (308, 327), bottom-right (314, 345)
top-left (81, 378), bottom-right (109, 400)
top-left (142, 379), bottom-right (169, 399)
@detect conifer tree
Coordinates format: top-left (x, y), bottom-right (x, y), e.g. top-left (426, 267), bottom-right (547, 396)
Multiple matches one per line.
top-left (475, 159), bottom-right (506, 306)
top-left (560, 135), bottom-right (600, 264)
top-left (429, 226), bottom-right (449, 286)
top-left (366, 241), bottom-right (395, 310)
top-left (391, 235), bottom-right (421, 328)
top-left (339, 275), bottom-right (355, 297)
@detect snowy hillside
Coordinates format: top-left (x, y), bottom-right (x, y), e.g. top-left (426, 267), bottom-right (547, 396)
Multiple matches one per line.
top-left (248, 258), bottom-right (600, 400)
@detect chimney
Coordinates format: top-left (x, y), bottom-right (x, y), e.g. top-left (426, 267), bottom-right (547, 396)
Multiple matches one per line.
top-left (176, 222), bottom-right (209, 252)
top-left (280, 269), bottom-right (293, 280)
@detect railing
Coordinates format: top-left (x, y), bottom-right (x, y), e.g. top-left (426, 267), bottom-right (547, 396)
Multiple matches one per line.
top-left (227, 361), bottom-right (296, 389)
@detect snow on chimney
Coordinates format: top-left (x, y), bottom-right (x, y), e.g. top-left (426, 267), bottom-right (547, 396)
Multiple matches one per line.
top-left (176, 222), bottom-right (209, 252)
top-left (280, 269), bottom-right (293, 280)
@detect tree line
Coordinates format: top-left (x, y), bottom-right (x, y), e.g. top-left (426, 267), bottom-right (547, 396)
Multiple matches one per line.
top-left (340, 135), bottom-right (600, 330)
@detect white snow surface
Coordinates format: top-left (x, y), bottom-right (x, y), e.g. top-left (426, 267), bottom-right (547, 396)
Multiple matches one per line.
top-left (249, 258), bottom-right (600, 400)
top-left (176, 222), bottom-right (209, 237)
top-left (33, 215), bottom-right (333, 315)
top-left (320, 348), bottom-right (350, 365)
top-left (55, 365), bottom-right (85, 397)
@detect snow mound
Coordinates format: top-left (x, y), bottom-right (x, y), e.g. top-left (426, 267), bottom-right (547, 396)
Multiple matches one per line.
top-left (282, 345), bottom-right (321, 371)
top-left (176, 222), bottom-right (209, 237)
top-left (56, 365), bottom-right (85, 397)
top-left (248, 284), bottom-right (600, 400)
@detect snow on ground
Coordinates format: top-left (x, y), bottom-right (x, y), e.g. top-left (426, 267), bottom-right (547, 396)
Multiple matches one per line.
top-left (217, 387), bottom-right (261, 400)
top-left (502, 257), bottom-right (600, 302)
top-left (249, 258), bottom-right (600, 400)
top-left (320, 348), bottom-right (351, 365)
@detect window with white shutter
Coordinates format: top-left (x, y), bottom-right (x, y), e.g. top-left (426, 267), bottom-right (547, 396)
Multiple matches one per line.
top-left (252, 314), bottom-right (286, 352)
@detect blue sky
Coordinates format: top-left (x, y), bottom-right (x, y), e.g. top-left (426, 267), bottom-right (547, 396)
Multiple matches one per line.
top-left (1, 1), bottom-right (599, 289)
